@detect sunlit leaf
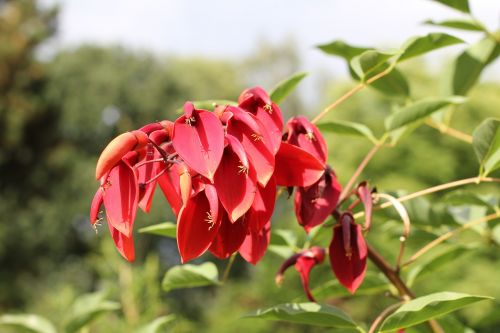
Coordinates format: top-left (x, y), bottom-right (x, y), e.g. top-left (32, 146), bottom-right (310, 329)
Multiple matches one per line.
top-left (350, 50), bottom-right (398, 80)
top-left (444, 190), bottom-right (495, 210)
top-left (428, 0), bottom-right (470, 13)
top-left (136, 315), bottom-right (175, 333)
top-left (317, 120), bottom-right (377, 144)
top-left (162, 262), bottom-right (220, 292)
top-left (446, 37), bottom-right (499, 95)
top-left (270, 72), bottom-right (308, 104)
top-left (0, 314), bottom-right (57, 333)
top-left (268, 229), bottom-right (298, 258)
top-left (406, 245), bottom-right (476, 286)
top-left (472, 118), bottom-right (500, 176)
top-left (385, 96), bottom-right (466, 131)
top-left (380, 292), bottom-right (492, 332)
top-left (369, 67), bottom-right (410, 97)
top-left (244, 303), bottom-right (361, 329)
top-left (65, 291), bottom-right (120, 333)
top-left (398, 33), bottom-right (464, 62)
top-left (317, 40), bottom-right (370, 60)
top-left (139, 222), bottom-right (177, 238)
top-left (424, 19), bottom-right (485, 32)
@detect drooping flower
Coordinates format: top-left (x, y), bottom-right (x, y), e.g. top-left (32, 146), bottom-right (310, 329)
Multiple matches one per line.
top-left (285, 116), bottom-right (328, 164)
top-left (275, 246), bottom-right (325, 302)
top-left (294, 167), bottom-right (342, 232)
top-left (239, 221), bottom-right (271, 265)
top-left (329, 212), bottom-right (367, 293)
top-left (357, 181), bottom-right (373, 231)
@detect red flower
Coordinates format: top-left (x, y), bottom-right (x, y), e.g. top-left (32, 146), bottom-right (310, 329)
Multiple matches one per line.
top-left (329, 212), bottom-right (367, 293)
top-left (294, 167), bottom-right (342, 232)
top-left (275, 246), bottom-right (325, 302)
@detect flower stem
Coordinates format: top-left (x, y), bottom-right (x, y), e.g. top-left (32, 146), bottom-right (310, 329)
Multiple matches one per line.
top-left (221, 253), bottom-right (237, 284)
top-left (403, 212), bottom-right (500, 267)
top-left (311, 68), bottom-right (392, 124)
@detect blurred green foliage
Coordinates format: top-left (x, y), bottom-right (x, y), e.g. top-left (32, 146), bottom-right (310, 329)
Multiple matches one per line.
top-left (0, 0), bottom-right (499, 332)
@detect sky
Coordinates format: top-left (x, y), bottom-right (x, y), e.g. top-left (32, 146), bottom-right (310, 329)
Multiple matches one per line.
top-left (41, 0), bottom-right (500, 90)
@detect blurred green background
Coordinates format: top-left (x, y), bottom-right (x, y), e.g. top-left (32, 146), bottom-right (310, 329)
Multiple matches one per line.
top-left (0, 0), bottom-right (499, 332)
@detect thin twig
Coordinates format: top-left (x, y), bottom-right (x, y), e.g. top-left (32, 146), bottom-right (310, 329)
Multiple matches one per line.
top-left (425, 120), bottom-right (473, 144)
top-left (311, 67), bottom-right (392, 124)
top-left (353, 176), bottom-right (500, 220)
top-left (221, 253), bottom-right (237, 284)
top-left (368, 302), bottom-right (402, 333)
top-left (403, 212), bottom-right (500, 267)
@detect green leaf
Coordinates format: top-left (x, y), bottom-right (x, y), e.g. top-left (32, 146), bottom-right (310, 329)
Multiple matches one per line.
top-left (136, 315), bottom-right (175, 333)
top-left (0, 314), bottom-right (57, 333)
top-left (268, 229), bottom-right (298, 258)
top-left (444, 190), bottom-right (495, 209)
top-left (424, 19), bottom-right (486, 32)
top-left (313, 272), bottom-right (390, 298)
top-left (317, 40), bottom-right (370, 60)
top-left (385, 96), bottom-right (466, 131)
top-left (380, 292), bottom-right (492, 332)
top-left (406, 245), bottom-right (475, 286)
top-left (398, 33), bottom-right (464, 62)
top-left (244, 303), bottom-right (361, 329)
top-left (446, 37), bottom-right (499, 95)
top-left (175, 100), bottom-right (237, 113)
top-left (317, 120), bottom-right (377, 144)
top-left (270, 72), bottom-right (308, 104)
top-left (369, 67), bottom-right (410, 97)
top-left (472, 118), bottom-right (500, 176)
top-left (428, 0), bottom-right (470, 13)
top-left (350, 50), bottom-right (398, 80)
top-left (139, 222), bottom-right (177, 238)
top-left (64, 291), bottom-right (121, 333)
top-left (162, 262), bottom-right (220, 292)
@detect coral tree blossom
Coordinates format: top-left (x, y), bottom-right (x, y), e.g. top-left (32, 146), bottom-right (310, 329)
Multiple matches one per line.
top-left (90, 86), bottom-right (372, 299)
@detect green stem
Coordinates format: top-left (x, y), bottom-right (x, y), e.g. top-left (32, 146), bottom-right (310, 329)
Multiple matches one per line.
top-left (221, 253), bottom-right (237, 284)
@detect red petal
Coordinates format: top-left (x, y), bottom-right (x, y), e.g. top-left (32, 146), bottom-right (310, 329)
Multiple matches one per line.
top-left (329, 219), bottom-right (367, 293)
top-left (226, 108), bottom-right (275, 186)
top-left (90, 188), bottom-right (104, 226)
top-left (239, 221), bottom-right (271, 265)
top-left (286, 116), bottom-right (328, 164)
top-left (357, 182), bottom-right (373, 231)
top-left (157, 166), bottom-right (182, 217)
top-left (176, 188), bottom-right (220, 263)
top-left (214, 137), bottom-right (257, 222)
top-left (246, 177), bottom-right (276, 232)
top-left (295, 256), bottom-right (317, 302)
top-left (274, 142), bottom-right (324, 187)
top-left (96, 130), bottom-right (148, 180)
top-left (238, 87), bottom-right (283, 154)
top-left (209, 212), bottom-right (247, 259)
top-left (102, 158), bottom-right (139, 238)
top-left (138, 143), bottom-right (159, 213)
top-left (172, 104), bottom-right (224, 181)
top-left (294, 168), bottom-right (341, 232)
top-left (108, 223), bottom-right (135, 262)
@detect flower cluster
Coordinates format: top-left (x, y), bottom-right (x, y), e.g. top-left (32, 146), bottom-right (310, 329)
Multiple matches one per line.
top-left (90, 87), bottom-right (325, 264)
top-left (90, 86), bottom-right (373, 298)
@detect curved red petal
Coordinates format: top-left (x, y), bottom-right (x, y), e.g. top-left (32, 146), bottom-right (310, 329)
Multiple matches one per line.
top-left (157, 167), bottom-right (182, 217)
top-left (102, 159), bottom-right (139, 238)
top-left (295, 256), bottom-right (317, 302)
top-left (286, 116), bottom-right (328, 164)
top-left (329, 221), bottom-right (367, 294)
top-left (209, 212), bottom-right (247, 259)
top-left (357, 182), bottom-right (373, 231)
top-left (172, 107), bottom-right (224, 181)
top-left (239, 221), bottom-right (271, 265)
top-left (274, 142), bottom-right (324, 187)
top-left (138, 144), bottom-right (159, 213)
top-left (176, 189), bottom-right (221, 263)
top-left (108, 223), bottom-right (135, 262)
top-left (214, 141), bottom-right (257, 222)
top-left (246, 177), bottom-right (276, 232)
top-left (294, 169), bottom-right (342, 232)
top-left (90, 188), bottom-right (104, 226)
